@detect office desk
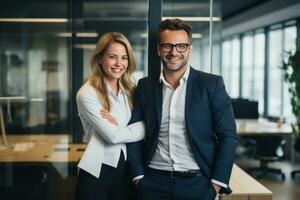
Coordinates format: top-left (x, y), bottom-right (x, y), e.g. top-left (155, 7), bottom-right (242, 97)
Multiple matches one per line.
top-left (237, 119), bottom-right (291, 135)
top-left (236, 119), bottom-right (293, 159)
top-left (0, 96), bottom-right (43, 149)
top-left (220, 165), bottom-right (272, 200)
top-left (0, 135), bottom-right (82, 200)
top-left (0, 134), bottom-right (272, 200)
top-left (0, 135), bottom-right (84, 163)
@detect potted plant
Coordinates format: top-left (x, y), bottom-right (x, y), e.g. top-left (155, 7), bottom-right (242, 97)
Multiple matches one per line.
top-left (281, 38), bottom-right (300, 153)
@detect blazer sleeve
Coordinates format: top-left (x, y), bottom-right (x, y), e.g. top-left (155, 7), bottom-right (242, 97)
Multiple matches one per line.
top-left (76, 86), bottom-right (145, 144)
top-left (211, 76), bottom-right (239, 184)
top-left (127, 80), bottom-right (146, 178)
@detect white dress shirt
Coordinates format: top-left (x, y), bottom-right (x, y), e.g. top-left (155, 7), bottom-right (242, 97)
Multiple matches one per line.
top-left (149, 66), bottom-right (199, 171)
top-left (76, 81), bottom-right (145, 178)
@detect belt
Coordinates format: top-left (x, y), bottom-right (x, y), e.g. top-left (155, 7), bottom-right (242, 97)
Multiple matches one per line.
top-left (148, 168), bottom-right (202, 179)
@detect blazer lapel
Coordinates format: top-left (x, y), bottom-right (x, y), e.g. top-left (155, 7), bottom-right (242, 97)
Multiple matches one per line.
top-left (185, 68), bottom-right (196, 129)
top-left (153, 80), bottom-right (163, 127)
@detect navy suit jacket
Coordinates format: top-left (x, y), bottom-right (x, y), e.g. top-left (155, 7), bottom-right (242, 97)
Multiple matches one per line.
top-left (127, 67), bottom-right (238, 185)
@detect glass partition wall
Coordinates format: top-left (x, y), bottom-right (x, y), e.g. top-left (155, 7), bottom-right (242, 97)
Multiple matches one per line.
top-left (0, 0), bottom-right (221, 199)
top-left (0, 0), bottom-right (71, 135)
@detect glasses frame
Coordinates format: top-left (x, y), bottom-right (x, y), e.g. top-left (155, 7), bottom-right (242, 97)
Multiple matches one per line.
top-left (159, 43), bottom-right (190, 53)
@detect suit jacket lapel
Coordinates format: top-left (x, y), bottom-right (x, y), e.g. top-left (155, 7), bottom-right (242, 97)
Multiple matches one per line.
top-left (185, 68), bottom-right (196, 129)
top-left (154, 80), bottom-right (163, 127)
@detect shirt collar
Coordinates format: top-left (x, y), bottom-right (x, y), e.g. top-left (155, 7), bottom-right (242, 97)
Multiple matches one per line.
top-left (107, 81), bottom-right (125, 96)
top-left (159, 65), bottom-right (190, 85)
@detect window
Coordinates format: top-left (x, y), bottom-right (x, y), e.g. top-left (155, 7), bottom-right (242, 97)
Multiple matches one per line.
top-left (268, 28), bottom-right (283, 117)
top-left (221, 21), bottom-right (298, 119)
top-left (241, 34), bottom-right (254, 99)
top-left (283, 25), bottom-right (297, 122)
top-left (222, 38), bottom-right (240, 98)
top-left (253, 32), bottom-right (265, 114)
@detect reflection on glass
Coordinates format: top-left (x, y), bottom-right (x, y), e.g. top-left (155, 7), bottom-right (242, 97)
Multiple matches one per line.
top-left (0, 4), bottom-right (70, 135)
top-left (81, 0), bottom-right (148, 83)
top-left (0, 0), bottom-right (72, 199)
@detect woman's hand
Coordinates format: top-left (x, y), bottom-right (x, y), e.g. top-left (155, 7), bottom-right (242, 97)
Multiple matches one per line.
top-left (100, 109), bottom-right (118, 125)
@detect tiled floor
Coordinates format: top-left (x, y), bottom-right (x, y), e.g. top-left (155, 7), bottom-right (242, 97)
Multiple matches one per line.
top-left (236, 159), bottom-right (300, 200)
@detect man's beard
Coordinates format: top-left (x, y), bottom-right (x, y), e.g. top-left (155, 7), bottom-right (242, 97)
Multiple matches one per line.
top-left (162, 55), bottom-right (188, 72)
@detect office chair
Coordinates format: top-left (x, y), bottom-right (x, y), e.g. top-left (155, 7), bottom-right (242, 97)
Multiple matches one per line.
top-left (247, 135), bottom-right (286, 180)
top-left (291, 137), bottom-right (300, 180)
top-left (236, 137), bottom-right (257, 159)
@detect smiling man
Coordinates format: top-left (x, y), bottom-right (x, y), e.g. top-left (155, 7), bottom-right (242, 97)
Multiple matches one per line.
top-left (127, 18), bottom-right (239, 200)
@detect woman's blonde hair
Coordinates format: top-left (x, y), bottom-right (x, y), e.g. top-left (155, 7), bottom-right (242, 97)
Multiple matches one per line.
top-left (89, 32), bottom-right (136, 111)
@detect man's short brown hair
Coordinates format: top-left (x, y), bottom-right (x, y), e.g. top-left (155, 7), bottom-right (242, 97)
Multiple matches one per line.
top-left (158, 18), bottom-right (193, 43)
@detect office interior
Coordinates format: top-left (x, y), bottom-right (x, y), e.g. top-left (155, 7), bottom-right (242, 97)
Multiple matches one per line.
top-left (0, 0), bottom-right (300, 199)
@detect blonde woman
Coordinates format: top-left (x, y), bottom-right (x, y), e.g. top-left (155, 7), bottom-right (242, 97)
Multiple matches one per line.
top-left (75, 32), bottom-right (145, 200)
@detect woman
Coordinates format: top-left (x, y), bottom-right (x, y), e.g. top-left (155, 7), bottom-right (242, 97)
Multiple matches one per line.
top-left (75, 32), bottom-right (145, 200)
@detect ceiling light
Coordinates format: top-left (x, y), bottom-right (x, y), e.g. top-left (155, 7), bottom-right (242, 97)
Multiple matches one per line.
top-left (140, 33), bottom-right (148, 38)
top-left (74, 44), bottom-right (96, 49)
top-left (56, 33), bottom-right (72, 37)
top-left (162, 17), bottom-right (220, 22)
top-left (192, 33), bottom-right (203, 39)
top-left (76, 32), bottom-right (98, 37)
top-left (0, 18), bottom-right (68, 23)
top-left (56, 32), bottom-right (98, 38)
top-left (30, 98), bottom-right (44, 102)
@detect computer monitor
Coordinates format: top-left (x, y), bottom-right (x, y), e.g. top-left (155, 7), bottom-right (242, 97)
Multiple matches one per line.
top-left (231, 98), bottom-right (259, 119)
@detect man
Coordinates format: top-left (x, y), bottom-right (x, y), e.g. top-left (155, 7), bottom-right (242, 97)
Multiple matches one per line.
top-left (127, 18), bottom-right (238, 200)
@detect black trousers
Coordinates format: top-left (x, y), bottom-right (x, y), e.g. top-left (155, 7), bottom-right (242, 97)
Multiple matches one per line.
top-left (75, 152), bottom-right (136, 200)
top-left (137, 169), bottom-right (217, 200)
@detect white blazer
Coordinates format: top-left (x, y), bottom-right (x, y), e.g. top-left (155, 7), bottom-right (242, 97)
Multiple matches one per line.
top-left (76, 82), bottom-right (145, 178)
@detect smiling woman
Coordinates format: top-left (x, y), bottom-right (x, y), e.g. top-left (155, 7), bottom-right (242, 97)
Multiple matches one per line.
top-left (89, 32), bottom-right (136, 111)
top-left (75, 32), bottom-right (145, 200)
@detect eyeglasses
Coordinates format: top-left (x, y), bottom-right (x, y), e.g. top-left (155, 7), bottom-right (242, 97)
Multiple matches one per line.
top-left (159, 43), bottom-right (190, 53)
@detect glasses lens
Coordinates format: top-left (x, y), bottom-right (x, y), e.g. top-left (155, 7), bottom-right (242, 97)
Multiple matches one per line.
top-left (176, 44), bottom-right (188, 52)
top-left (161, 44), bottom-right (172, 51)
top-left (160, 43), bottom-right (189, 52)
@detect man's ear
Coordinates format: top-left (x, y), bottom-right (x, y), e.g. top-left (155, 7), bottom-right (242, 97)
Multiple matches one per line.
top-left (157, 44), bottom-right (161, 56)
top-left (189, 44), bottom-right (193, 55)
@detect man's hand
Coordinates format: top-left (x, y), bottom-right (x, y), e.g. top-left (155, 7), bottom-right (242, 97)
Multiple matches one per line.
top-left (212, 183), bottom-right (221, 193)
top-left (100, 109), bottom-right (118, 125)
top-left (133, 178), bottom-right (142, 188)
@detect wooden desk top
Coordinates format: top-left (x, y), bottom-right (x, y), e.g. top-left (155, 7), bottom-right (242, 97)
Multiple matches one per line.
top-left (237, 119), bottom-right (291, 135)
top-left (0, 134), bottom-right (84, 162)
top-left (0, 134), bottom-right (272, 199)
top-left (229, 165), bottom-right (271, 194)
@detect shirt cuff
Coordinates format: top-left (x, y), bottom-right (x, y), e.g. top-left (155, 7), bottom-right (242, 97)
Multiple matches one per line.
top-left (132, 175), bottom-right (144, 182)
top-left (211, 179), bottom-right (228, 188)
